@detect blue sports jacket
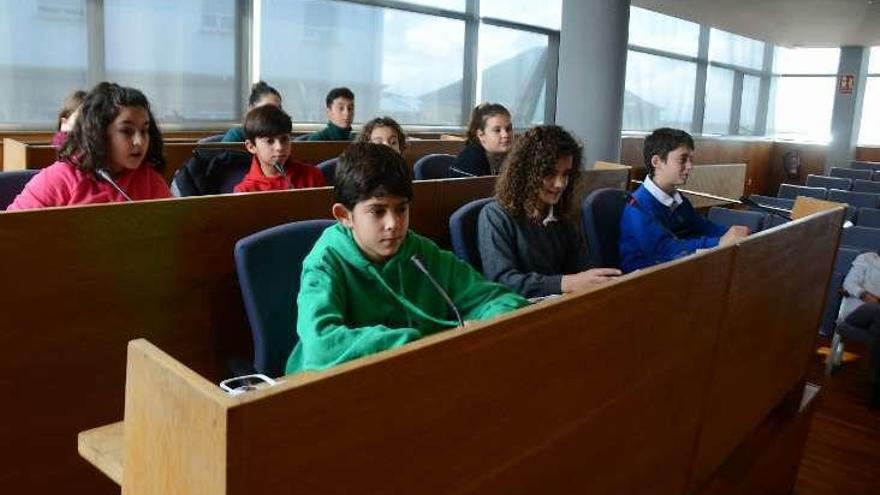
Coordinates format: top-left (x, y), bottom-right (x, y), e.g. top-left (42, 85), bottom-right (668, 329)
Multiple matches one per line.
top-left (618, 184), bottom-right (727, 273)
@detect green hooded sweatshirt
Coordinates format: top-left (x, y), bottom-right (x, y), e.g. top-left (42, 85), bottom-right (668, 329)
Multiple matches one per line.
top-left (285, 223), bottom-right (529, 373)
top-left (305, 121), bottom-right (353, 141)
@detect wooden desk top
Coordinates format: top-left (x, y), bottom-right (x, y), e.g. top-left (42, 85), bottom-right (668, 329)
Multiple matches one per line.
top-left (78, 422), bottom-right (123, 486)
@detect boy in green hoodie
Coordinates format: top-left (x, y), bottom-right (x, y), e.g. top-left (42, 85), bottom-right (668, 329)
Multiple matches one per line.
top-left (285, 143), bottom-right (529, 373)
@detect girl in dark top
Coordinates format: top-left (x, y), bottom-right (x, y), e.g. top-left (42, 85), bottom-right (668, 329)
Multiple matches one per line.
top-left (450, 103), bottom-right (513, 177)
top-left (477, 125), bottom-right (620, 298)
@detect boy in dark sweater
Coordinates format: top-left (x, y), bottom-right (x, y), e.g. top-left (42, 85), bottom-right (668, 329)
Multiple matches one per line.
top-left (305, 87), bottom-right (355, 141)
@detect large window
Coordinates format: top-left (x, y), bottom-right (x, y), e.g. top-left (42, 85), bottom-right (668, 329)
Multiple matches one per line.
top-left (624, 6), bottom-right (768, 136)
top-left (105, 0), bottom-right (238, 124)
top-left (0, 0), bottom-right (561, 129)
top-left (858, 47), bottom-right (880, 145)
top-left (628, 6), bottom-right (699, 57)
top-left (624, 51), bottom-right (696, 131)
top-left (739, 74), bottom-right (761, 135)
top-left (261, 0), bottom-right (465, 126)
top-left (0, 0), bottom-right (88, 126)
top-left (708, 28), bottom-right (764, 71)
top-left (769, 47), bottom-right (839, 142)
top-left (480, 0), bottom-right (562, 30)
top-left (703, 67), bottom-right (734, 135)
top-left (477, 24), bottom-right (548, 126)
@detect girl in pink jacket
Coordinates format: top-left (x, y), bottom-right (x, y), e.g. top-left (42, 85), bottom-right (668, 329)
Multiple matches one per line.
top-left (8, 82), bottom-right (171, 211)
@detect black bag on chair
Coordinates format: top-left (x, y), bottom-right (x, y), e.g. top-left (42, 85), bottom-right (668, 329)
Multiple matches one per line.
top-left (171, 148), bottom-right (252, 197)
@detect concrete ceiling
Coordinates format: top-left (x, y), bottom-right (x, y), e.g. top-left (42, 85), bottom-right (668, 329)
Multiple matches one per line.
top-left (631, 0), bottom-right (880, 47)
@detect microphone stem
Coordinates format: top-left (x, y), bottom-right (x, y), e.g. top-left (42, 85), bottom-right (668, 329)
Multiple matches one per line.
top-left (97, 169), bottom-right (133, 202)
top-left (410, 256), bottom-right (464, 327)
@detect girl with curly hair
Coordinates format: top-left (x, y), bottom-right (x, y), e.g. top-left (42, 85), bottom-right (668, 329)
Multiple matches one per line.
top-left (358, 116), bottom-right (406, 154)
top-left (476, 125), bottom-right (620, 298)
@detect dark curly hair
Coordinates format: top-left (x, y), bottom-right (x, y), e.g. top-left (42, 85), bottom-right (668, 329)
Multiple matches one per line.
top-left (358, 116), bottom-right (407, 152)
top-left (495, 125), bottom-right (583, 223)
top-left (59, 82), bottom-right (165, 176)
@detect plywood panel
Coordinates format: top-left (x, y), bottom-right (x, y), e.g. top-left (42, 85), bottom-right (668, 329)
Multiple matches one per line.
top-left (621, 136), bottom-right (773, 196)
top-left (684, 163), bottom-right (747, 208)
top-left (688, 208), bottom-right (844, 489)
top-left (0, 177), bottom-right (493, 495)
top-left (225, 249), bottom-right (733, 495)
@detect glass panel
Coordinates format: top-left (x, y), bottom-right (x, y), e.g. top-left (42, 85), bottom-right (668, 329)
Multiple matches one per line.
top-left (774, 47), bottom-right (840, 75)
top-left (703, 67), bottom-right (734, 135)
top-left (480, 0), bottom-right (562, 30)
top-left (477, 24), bottom-right (548, 126)
top-left (0, 0), bottom-right (88, 126)
top-left (768, 76), bottom-right (835, 141)
top-left (869, 46), bottom-right (880, 75)
top-left (628, 6), bottom-right (699, 57)
top-left (739, 74), bottom-right (760, 135)
top-left (623, 50), bottom-right (696, 132)
top-left (708, 28), bottom-right (764, 70)
top-left (261, 0), bottom-right (465, 126)
top-left (858, 77), bottom-right (880, 145)
top-left (401, 0), bottom-right (465, 12)
top-left (105, 0), bottom-right (237, 123)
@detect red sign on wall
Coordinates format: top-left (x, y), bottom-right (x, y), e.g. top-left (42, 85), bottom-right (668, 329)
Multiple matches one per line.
top-left (839, 74), bottom-right (855, 94)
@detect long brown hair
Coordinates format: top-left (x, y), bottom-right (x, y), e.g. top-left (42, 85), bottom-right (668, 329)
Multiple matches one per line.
top-left (495, 125), bottom-right (583, 223)
top-left (465, 102), bottom-right (510, 144)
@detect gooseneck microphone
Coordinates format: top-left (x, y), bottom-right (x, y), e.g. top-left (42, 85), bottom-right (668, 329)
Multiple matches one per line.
top-left (738, 195), bottom-right (792, 221)
top-left (96, 168), bottom-right (133, 202)
top-left (449, 166), bottom-right (477, 178)
top-left (272, 160), bottom-right (286, 176)
top-left (410, 255), bottom-right (464, 327)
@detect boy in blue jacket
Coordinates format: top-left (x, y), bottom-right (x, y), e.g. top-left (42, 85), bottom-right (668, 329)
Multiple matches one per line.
top-left (618, 128), bottom-right (748, 273)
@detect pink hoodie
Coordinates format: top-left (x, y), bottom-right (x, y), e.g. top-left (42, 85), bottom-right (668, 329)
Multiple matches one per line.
top-left (6, 160), bottom-right (171, 211)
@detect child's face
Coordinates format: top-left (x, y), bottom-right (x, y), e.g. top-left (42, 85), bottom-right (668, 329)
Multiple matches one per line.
top-left (327, 97), bottom-right (355, 129)
top-left (245, 133), bottom-right (291, 174)
top-left (538, 154), bottom-right (573, 207)
top-left (477, 114), bottom-right (513, 154)
top-left (106, 105), bottom-right (150, 173)
top-left (652, 144), bottom-right (694, 190)
top-left (334, 195), bottom-right (410, 263)
top-left (368, 126), bottom-right (401, 154)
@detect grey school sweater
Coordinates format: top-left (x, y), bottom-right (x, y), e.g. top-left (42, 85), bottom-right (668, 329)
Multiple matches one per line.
top-left (476, 200), bottom-right (591, 298)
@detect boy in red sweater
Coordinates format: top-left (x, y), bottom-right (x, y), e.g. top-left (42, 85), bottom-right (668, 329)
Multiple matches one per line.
top-left (234, 105), bottom-right (326, 193)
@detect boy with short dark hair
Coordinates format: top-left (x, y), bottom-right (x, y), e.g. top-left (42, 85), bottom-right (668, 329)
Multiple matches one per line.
top-left (234, 105), bottom-right (326, 193)
top-left (285, 142), bottom-right (528, 373)
top-left (305, 87), bottom-right (355, 141)
top-left (618, 127), bottom-right (748, 273)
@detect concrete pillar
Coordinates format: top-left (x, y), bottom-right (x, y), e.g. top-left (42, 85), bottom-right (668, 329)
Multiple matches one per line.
top-left (556, 0), bottom-right (630, 168)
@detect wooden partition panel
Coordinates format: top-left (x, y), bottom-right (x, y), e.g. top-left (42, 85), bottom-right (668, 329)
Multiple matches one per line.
top-left (620, 136), bottom-right (773, 197)
top-left (0, 177), bottom-right (494, 495)
top-left (684, 163), bottom-right (747, 208)
top-left (123, 341), bottom-right (230, 495)
top-left (856, 146), bottom-right (880, 162)
top-left (687, 207), bottom-right (844, 489)
top-left (216, 249), bottom-right (733, 495)
top-left (3, 138), bottom-right (467, 183)
top-left (2, 138), bottom-right (56, 171)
